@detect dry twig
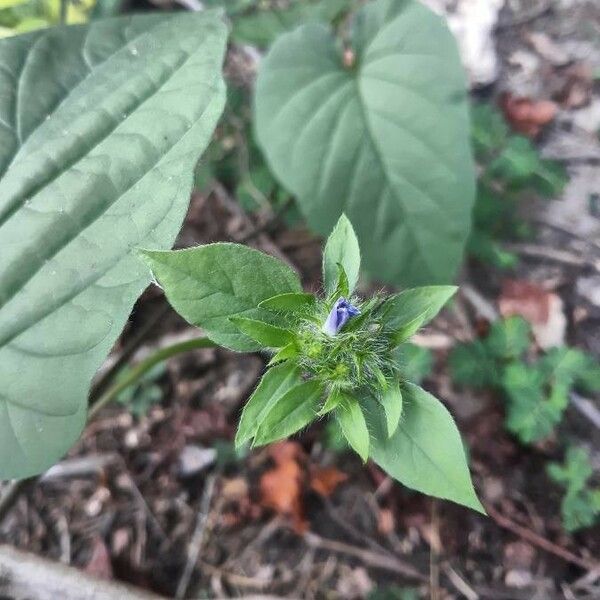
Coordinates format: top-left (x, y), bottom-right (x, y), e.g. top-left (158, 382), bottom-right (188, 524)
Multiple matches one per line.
top-left (485, 503), bottom-right (598, 572)
top-left (176, 474), bottom-right (218, 599)
top-left (303, 531), bottom-right (427, 582)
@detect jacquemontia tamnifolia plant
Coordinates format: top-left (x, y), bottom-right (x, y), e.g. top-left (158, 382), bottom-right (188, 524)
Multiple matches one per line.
top-left (141, 215), bottom-right (485, 513)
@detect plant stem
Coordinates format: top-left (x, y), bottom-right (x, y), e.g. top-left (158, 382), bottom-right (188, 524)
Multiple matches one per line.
top-left (0, 336), bottom-right (216, 522)
top-left (88, 336), bottom-right (216, 419)
top-left (59, 0), bottom-right (68, 24)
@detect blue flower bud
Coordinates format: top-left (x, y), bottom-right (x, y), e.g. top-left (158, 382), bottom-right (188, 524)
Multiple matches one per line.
top-left (322, 297), bottom-right (360, 336)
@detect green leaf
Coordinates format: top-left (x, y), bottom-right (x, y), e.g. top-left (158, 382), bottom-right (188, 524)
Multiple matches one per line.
top-left (0, 0), bottom-right (27, 8)
top-left (547, 447), bottom-right (600, 532)
top-left (254, 379), bottom-right (323, 445)
top-left (470, 102), bottom-right (508, 159)
top-left (259, 292), bottom-right (316, 313)
top-left (366, 383), bottom-right (485, 513)
top-left (329, 263), bottom-right (351, 301)
top-left (268, 342), bottom-right (300, 366)
top-left (486, 316), bottom-right (531, 360)
top-left (393, 343), bottom-right (433, 384)
top-left (540, 346), bottom-right (600, 393)
top-left (230, 316), bottom-right (295, 348)
top-left (382, 286), bottom-right (457, 343)
top-left (231, 0), bottom-right (349, 48)
top-left (449, 341), bottom-right (498, 389)
top-left (255, 0), bottom-right (475, 286)
top-left (323, 214), bottom-right (360, 296)
top-left (335, 393), bottom-right (369, 462)
top-left (0, 13), bottom-right (227, 479)
top-left (378, 380), bottom-right (403, 437)
top-left (319, 387), bottom-right (343, 416)
top-left (467, 230), bottom-right (519, 269)
top-left (501, 363), bottom-right (564, 443)
top-left (236, 362), bottom-right (301, 448)
top-left (140, 243), bottom-right (301, 352)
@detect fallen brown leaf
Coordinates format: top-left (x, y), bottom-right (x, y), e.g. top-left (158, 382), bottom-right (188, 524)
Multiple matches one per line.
top-left (310, 466), bottom-right (348, 498)
top-left (500, 92), bottom-right (558, 137)
top-left (259, 442), bottom-right (307, 533)
top-left (377, 508), bottom-right (396, 536)
top-left (498, 279), bottom-right (566, 349)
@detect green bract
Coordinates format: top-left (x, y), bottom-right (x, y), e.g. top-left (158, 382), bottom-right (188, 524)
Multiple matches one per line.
top-left (254, 0), bottom-right (475, 286)
top-left (0, 13), bottom-right (227, 479)
top-left (142, 214), bottom-right (484, 513)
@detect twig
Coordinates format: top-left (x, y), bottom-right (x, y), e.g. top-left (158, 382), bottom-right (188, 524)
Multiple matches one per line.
top-left (532, 217), bottom-right (600, 252)
top-left (429, 500), bottom-right (440, 600)
top-left (303, 531), bottom-right (427, 582)
top-left (176, 474), bottom-right (218, 599)
top-left (200, 561), bottom-right (273, 591)
top-left (442, 564), bottom-right (479, 600)
top-left (570, 392), bottom-right (600, 430)
top-left (0, 480), bottom-right (33, 524)
top-left (497, 0), bottom-right (552, 30)
top-left (236, 197), bottom-right (294, 244)
top-left (460, 284), bottom-right (499, 322)
top-left (485, 503), bottom-right (598, 571)
top-left (0, 544), bottom-right (164, 600)
top-left (41, 454), bottom-right (118, 481)
top-left (503, 243), bottom-right (600, 273)
top-left (323, 497), bottom-right (391, 555)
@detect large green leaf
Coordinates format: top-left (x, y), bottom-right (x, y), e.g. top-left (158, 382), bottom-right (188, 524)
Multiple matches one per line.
top-left (255, 0), bottom-right (475, 286)
top-left (365, 383), bottom-right (484, 512)
top-left (0, 13), bottom-right (227, 479)
top-left (140, 243), bottom-right (302, 351)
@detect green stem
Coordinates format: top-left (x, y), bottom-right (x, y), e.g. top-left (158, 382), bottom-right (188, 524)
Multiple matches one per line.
top-left (59, 0), bottom-right (68, 24)
top-left (89, 336), bottom-right (216, 420)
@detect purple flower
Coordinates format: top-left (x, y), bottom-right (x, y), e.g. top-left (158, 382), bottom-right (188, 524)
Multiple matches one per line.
top-left (322, 297), bottom-right (360, 336)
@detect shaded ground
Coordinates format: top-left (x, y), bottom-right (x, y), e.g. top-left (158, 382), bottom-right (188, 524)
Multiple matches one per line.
top-left (1, 1), bottom-right (599, 599)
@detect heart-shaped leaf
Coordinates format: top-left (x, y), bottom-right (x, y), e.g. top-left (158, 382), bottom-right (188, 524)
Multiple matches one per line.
top-left (255, 0), bottom-right (475, 286)
top-left (0, 13), bottom-right (227, 479)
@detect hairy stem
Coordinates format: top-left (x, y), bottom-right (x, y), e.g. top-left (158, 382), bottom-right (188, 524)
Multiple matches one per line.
top-left (88, 336), bottom-right (216, 419)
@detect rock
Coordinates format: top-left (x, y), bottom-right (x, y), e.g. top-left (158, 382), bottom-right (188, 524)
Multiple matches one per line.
top-left (448, 0), bottom-right (505, 87)
top-left (422, 0), bottom-right (504, 87)
top-left (578, 276), bottom-right (600, 308)
top-left (545, 165), bottom-right (600, 240)
top-left (177, 445), bottom-right (216, 478)
top-left (505, 569), bottom-right (534, 588)
top-left (526, 31), bottom-right (571, 67)
top-left (504, 541), bottom-right (536, 570)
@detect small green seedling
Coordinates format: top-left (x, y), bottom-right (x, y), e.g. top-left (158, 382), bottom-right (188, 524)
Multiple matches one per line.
top-left (450, 318), bottom-right (600, 443)
top-left (547, 447), bottom-right (600, 532)
top-left (469, 103), bottom-right (568, 269)
top-left (141, 215), bottom-right (484, 513)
